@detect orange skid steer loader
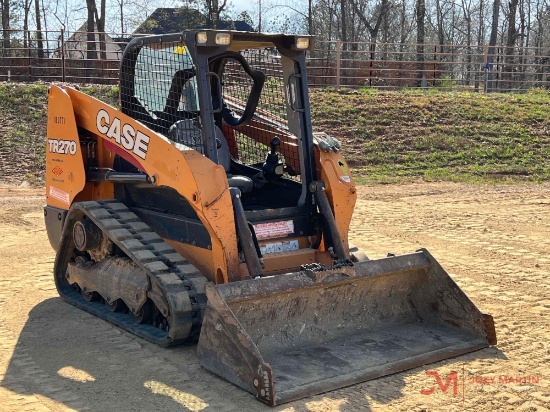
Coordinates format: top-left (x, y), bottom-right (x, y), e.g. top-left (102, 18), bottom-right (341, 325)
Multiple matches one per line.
top-left (44, 30), bottom-right (496, 406)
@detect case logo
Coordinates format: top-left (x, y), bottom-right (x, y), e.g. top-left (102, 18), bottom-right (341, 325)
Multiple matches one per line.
top-left (96, 109), bottom-right (150, 160)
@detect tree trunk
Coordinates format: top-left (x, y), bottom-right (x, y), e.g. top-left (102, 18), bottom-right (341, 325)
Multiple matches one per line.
top-left (1, 0), bottom-right (11, 57)
top-left (94, 0), bottom-right (107, 61)
top-left (86, 0), bottom-right (97, 65)
top-left (416, 0), bottom-right (426, 87)
top-left (340, 0), bottom-right (347, 43)
top-left (486, 0), bottom-right (500, 92)
top-left (119, 0), bottom-right (124, 34)
top-left (41, 0), bottom-right (49, 55)
top-left (435, 0), bottom-right (444, 55)
top-left (35, 0), bottom-right (44, 59)
top-left (505, 0), bottom-right (519, 90)
top-left (308, 0), bottom-right (313, 35)
top-left (23, 0), bottom-right (31, 51)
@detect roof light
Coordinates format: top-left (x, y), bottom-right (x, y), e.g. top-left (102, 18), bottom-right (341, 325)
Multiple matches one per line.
top-left (215, 33), bottom-right (231, 45)
top-left (197, 32), bottom-right (208, 44)
top-left (296, 37), bottom-right (310, 50)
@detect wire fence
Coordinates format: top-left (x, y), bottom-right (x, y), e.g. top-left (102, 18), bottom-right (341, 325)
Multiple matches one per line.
top-left (1, 29), bottom-right (550, 92)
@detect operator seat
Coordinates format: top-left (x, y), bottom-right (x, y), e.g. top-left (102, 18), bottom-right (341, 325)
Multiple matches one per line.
top-left (168, 119), bottom-right (254, 193)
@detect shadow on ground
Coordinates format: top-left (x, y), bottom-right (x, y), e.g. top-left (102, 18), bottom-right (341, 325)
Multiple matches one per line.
top-left (1, 298), bottom-right (506, 411)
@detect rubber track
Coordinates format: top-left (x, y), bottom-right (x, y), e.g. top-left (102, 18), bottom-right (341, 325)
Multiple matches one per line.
top-left (56, 200), bottom-right (207, 346)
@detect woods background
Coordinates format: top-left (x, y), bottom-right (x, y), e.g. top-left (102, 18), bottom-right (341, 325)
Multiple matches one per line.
top-left (1, 0), bottom-right (550, 91)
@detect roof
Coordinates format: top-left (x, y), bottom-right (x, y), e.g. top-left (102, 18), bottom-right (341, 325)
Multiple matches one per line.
top-left (197, 20), bottom-right (254, 32)
top-left (134, 8), bottom-right (254, 35)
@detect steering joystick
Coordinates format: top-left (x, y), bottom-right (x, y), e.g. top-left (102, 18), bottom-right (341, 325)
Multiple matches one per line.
top-left (270, 137), bottom-right (281, 154)
top-left (262, 137), bottom-right (284, 181)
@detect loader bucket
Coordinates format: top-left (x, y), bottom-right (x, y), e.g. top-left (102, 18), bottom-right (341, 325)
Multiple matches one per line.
top-left (197, 249), bottom-right (496, 406)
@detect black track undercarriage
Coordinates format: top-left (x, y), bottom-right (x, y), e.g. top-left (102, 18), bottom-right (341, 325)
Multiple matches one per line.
top-left (54, 200), bottom-right (208, 346)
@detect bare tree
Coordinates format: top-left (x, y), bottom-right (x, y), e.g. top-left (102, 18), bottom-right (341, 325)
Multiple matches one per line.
top-left (486, 0), bottom-right (500, 91)
top-left (349, 0), bottom-right (391, 85)
top-left (22, 0), bottom-right (32, 51)
top-left (416, 0), bottom-right (426, 86)
top-left (504, 0), bottom-right (519, 89)
top-left (340, 0), bottom-right (347, 43)
top-left (1, 0), bottom-right (10, 56)
top-left (35, 0), bottom-right (44, 58)
top-left (86, 0), bottom-right (97, 60)
top-left (93, 0), bottom-right (107, 60)
top-left (204, 0), bottom-right (228, 28)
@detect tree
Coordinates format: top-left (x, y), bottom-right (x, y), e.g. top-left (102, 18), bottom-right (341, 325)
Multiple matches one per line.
top-left (504, 0), bottom-right (519, 89)
top-left (1, 0), bottom-right (10, 56)
top-left (85, 0), bottom-right (97, 60)
top-left (204, 0), bottom-right (228, 28)
top-left (235, 10), bottom-right (255, 30)
top-left (22, 0), bottom-right (32, 51)
top-left (35, 0), bottom-right (44, 58)
top-left (349, 0), bottom-right (392, 59)
top-left (486, 0), bottom-right (500, 91)
top-left (416, 0), bottom-right (426, 86)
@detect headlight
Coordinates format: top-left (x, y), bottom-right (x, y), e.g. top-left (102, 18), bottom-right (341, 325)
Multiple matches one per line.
top-left (196, 32), bottom-right (208, 44)
top-left (215, 33), bottom-right (231, 45)
top-left (295, 37), bottom-right (310, 49)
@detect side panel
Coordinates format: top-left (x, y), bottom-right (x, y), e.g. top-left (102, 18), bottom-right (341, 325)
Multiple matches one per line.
top-left (316, 147), bottom-right (356, 253)
top-left (45, 87), bottom-right (86, 210)
top-left (59, 86), bottom-right (240, 283)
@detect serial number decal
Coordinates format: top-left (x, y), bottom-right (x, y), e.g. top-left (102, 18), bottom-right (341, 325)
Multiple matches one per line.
top-left (48, 139), bottom-right (77, 155)
top-left (49, 186), bottom-right (70, 205)
top-left (260, 240), bottom-right (299, 255)
top-left (96, 109), bottom-right (150, 160)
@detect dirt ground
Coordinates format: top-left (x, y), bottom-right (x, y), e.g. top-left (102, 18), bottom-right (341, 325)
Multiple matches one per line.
top-left (0, 182), bottom-right (548, 411)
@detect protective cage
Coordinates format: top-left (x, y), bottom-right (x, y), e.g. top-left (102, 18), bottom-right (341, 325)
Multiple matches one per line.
top-left (220, 48), bottom-right (301, 180)
top-left (119, 38), bottom-right (302, 181)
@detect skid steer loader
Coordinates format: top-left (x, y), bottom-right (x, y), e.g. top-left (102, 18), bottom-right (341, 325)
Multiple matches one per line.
top-left (44, 30), bottom-right (496, 406)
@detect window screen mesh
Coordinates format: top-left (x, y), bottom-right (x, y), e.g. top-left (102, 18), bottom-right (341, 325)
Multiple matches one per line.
top-left (121, 41), bottom-right (201, 141)
top-left (221, 48), bottom-right (301, 179)
top-left (120, 42), bottom-right (302, 179)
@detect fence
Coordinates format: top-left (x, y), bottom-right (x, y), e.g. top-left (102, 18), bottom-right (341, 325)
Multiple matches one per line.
top-left (1, 29), bottom-right (550, 92)
top-left (308, 40), bottom-right (550, 92)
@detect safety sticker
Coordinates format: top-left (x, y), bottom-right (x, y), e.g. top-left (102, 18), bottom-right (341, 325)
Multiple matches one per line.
top-left (340, 175), bottom-right (351, 183)
top-left (254, 220), bottom-right (294, 240)
top-left (49, 186), bottom-right (70, 205)
top-left (337, 159), bottom-right (350, 175)
top-left (260, 240), bottom-right (299, 255)
top-left (174, 45), bottom-right (187, 54)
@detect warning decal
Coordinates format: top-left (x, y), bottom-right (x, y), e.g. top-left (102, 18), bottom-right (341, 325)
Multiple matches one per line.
top-left (49, 186), bottom-right (70, 205)
top-left (253, 220), bottom-right (294, 240)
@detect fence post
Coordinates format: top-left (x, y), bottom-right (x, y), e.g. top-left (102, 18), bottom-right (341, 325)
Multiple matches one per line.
top-left (433, 45), bottom-right (437, 87)
top-left (335, 39), bottom-right (341, 89)
top-left (61, 28), bottom-right (65, 83)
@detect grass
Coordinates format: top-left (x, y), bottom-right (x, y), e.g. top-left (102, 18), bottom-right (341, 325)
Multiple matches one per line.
top-left (310, 88), bottom-right (550, 184)
top-left (0, 82), bottom-right (118, 184)
top-left (0, 82), bottom-right (549, 185)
